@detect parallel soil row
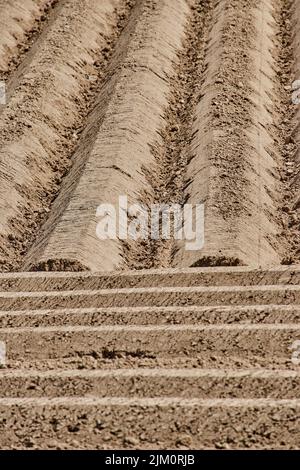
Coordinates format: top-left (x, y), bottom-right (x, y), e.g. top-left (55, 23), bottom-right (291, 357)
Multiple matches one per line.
top-left (2, 284), bottom-right (300, 309)
top-left (181, 0), bottom-right (285, 268)
top-left (24, 0), bottom-right (191, 272)
top-left (0, 267), bottom-right (299, 448)
top-left (121, 0), bottom-right (213, 270)
top-left (1, 369), bottom-right (299, 399)
top-left (126, 0), bottom-right (291, 269)
top-left (0, 0), bottom-right (58, 80)
top-left (0, 264), bottom-right (299, 291)
top-left (284, 0), bottom-right (300, 262)
top-left (1, 305), bottom-right (300, 327)
top-left (0, 0), bottom-right (134, 271)
top-left (1, 1), bottom-right (300, 451)
top-left (0, 0), bottom-right (299, 271)
top-left (1, 323), bottom-right (299, 362)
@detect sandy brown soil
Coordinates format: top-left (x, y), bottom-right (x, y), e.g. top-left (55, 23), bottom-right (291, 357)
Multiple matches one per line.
top-left (0, 0), bottom-right (299, 271)
top-left (0, 400), bottom-right (299, 450)
top-left (0, 0), bottom-right (300, 451)
top-left (0, 267), bottom-right (299, 449)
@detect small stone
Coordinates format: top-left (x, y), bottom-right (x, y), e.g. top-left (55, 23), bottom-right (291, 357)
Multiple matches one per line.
top-left (292, 80), bottom-right (300, 90)
top-left (95, 420), bottom-right (106, 430)
top-left (23, 438), bottom-right (35, 448)
top-left (47, 439), bottom-right (60, 449)
top-left (71, 440), bottom-right (80, 447)
top-left (176, 434), bottom-right (192, 447)
top-left (67, 424), bottom-right (80, 433)
top-left (215, 442), bottom-right (230, 449)
top-left (124, 436), bottom-right (139, 446)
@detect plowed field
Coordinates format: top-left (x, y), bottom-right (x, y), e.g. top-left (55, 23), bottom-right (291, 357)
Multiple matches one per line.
top-left (0, 0), bottom-right (299, 450)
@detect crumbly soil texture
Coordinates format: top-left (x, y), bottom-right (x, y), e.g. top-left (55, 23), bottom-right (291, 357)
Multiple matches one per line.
top-left (0, 0), bottom-right (300, 452)
top-left (0, 0), bottom-right (299, 272)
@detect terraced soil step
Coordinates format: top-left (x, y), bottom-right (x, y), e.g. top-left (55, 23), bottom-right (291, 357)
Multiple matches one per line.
top-left (0, 0), bottom-right (299, 452)
top-left (0, 399), bottom-right (299, 449)
top-left (0, 369), bottom-right (299, 399)
top-left (1, 285), bottom-right (300, 310)
top-left (7, 354), bottom-right (298, 372)
top-left (1, 266), bottom-right (300, 292)
top-left (0, 324), bottom-right (299, 362)
top-left (1, 304), bottom-right (299, 328)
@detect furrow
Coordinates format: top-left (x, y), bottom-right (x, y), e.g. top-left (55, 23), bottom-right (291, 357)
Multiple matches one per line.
top-left (121, 0), bottom-right (213, 270)
top-left (23, 0), bottom-right (192, 272)
top-left (175, 0), bottom-right (286, 267)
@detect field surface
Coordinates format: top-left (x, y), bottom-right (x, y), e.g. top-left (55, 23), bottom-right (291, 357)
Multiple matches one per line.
top-left (0, 0), bottom-right (299, 450)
